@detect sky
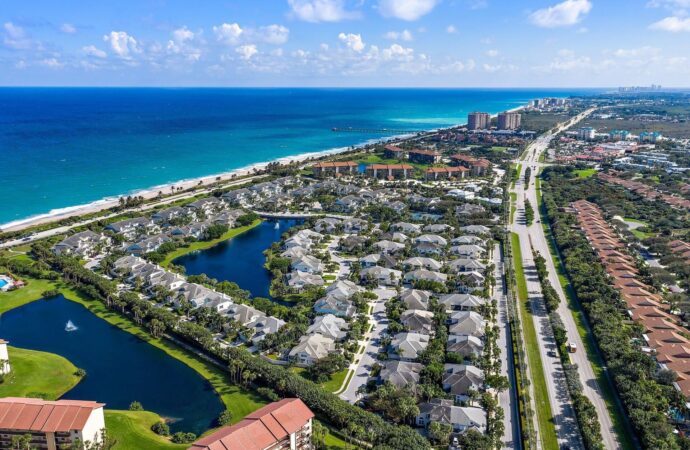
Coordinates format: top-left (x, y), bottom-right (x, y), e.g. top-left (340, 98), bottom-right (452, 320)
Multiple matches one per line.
top-left (2, 0), bottom-right (690, 87)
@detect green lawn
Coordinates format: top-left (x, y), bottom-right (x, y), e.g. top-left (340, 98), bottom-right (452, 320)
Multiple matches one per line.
top-left (573, 168), bottom-right (597, 179)
top-left (106, 410), bottom-right (187, 450)
top-left (510, 192), bottom-right (517, 224)
top-left (0, 278), bottom-right (69, 315)
top-left (290, 367), bottom-right (349, 393)
top-left (0, 346), bottom-right (82, 400)
top-left (161, 219), bottom-right (262, 267)
top-left (510, 233), bottom-right (559, 450)
top-left (323, 430), bottom-right (350, 449)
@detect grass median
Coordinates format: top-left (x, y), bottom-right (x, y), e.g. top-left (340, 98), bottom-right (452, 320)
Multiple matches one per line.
top-left (511, 232), bottom-right (559, 450)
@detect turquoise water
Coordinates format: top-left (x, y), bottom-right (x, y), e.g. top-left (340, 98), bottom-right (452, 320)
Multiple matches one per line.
top-left (0, 295), bottom-right (226, 434)
top-left (0, 279), bottom-right (7, 288)
top-left (0, 88), bottom-right (596, 226)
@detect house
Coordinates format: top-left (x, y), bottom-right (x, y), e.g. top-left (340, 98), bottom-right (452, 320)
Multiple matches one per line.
top-left (52, 231), bottom-right (111, 258)
top-left (401, 309), bottom-right (435, 334)
top-left (361, 266), bottom-right (402, 286)
top-left (439, 294), bottom-right (487, 312)
top-left (0, 397), bottom-right (106, 449)
top-left (339, 235), bottom-right (367, 252)
top-left (360, 253), bottom-right (394, 268)
top-left (448, 258), bottom-right (486, 274)
top-left (390, 332), bottom-right (430, 361)
top-left (106, 217), bottom-right (158, 239)
top-left (312, 161), bottom-right (358, 177)
top-left (379, 360), bottom-right (423, 388)
top-left (425, 166), bottom-right (469, 181)
top-left (335, 195), bottom-right (366, 212)
top-left (189, 398), bottom-right (314, 450)
top-left (289, 334), bottom-right (336, 365)
top-left (400, 289), bottom-right (431, 310)
top-left (314, 217), bottom-right (342, 233)
top-left (404, 269), bottom-right (447, 284)
top-left (402, 257), bottom-right (442, 271)
top-left (448, 311), bottom-right (486, 337)
top-left (447, 334), bottom-right (484, 358)
top-left (286, 271), bottom-right (325, 290)
top-left (307, 314), bottom-right (349, 341)
top-left (391, 222), bottom-right (422, 235)
top-left (383, 200), bottom-right (407, 214)
top-left (185, 197), bottom-right (224, 215)
top-left (450, 154), bottom-right (492, 176)
top-left (314, 297), bottom-right (356, 318)
top-left (455, 204), bottom-right (486, 216)
top-left (451, 235), bottom-right (483, 245)
top-left (342, 218), bottom-right (368, 234)
top-left (415, 234), bottom-right (448, 247)
top-left (0, 339), bottom-right (10, 374)
top-left (416, 399), bottom-right (487, 433)
top-left (408, 149), bottom-right (442, 164)
top-left (457, 271), bottom-right (486, 291)
top-left (152, 206), bottom-right (190, 224)
top-left (458, 225), bottom-right (490, 235)
top-left (126, 234), bottom-right (172, 255)
top-left (414, 242), bottom-right (444, 256)
top-left (291, 255), bottom-right (324, 274)
top-left (213, 209), bottom-right (245, 227)
top-left (282, 246), bottom-right (309, 260)
top-left (443, 364), bottom-right (485, 403)
top-left (424, 224), bottom-right (453, 234)
top-left (450, 245), bottom-right (485, 259)
top-left (325, 280), bottom-right (363, 301)
top-left (248, 316), bottom-right (286, 345)
top-left (365, 164), bottom-right (413, 180)
top-left (374, 240), bottom-right (405, 254)
top-left (380, 232), bottom-right (409, 243)
top-left (222, 188), bottom-right (253, 207)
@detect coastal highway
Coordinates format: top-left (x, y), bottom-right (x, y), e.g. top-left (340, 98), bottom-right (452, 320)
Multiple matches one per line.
top-left (512, 108), bottom-right (623, 450)
top-left (0, 175), bottom-right (266, 249)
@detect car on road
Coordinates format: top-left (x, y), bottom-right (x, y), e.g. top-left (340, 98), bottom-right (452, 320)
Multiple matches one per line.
top-left (547, 350), bottom-right (557, 358)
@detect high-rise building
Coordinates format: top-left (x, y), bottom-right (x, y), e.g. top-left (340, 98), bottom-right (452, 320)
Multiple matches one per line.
top-left (497, 111), bottom-right (521, 130)
top-left (467, 112), bottom-right (491, 130)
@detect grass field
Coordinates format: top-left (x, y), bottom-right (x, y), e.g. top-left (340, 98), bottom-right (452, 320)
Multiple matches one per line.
top-left (0, 346), bottom-right (82, 400)
top-left (291, 367), bottom-right (349, 393)
top-left (510, 233), bottom-right (559, 450)
top-left (573, 168), bottom-right (597, 179)
top-left (0, 278), bottom-right (70, 315)
top-left (161, 219), bottom-right (261, 267)
top-left (106, 410), bottom-right (187, 450)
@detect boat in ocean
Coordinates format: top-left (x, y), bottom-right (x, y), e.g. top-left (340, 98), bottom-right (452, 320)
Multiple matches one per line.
top-left (274, 222), bottom-right (280, 230)
top-left (65, 320), bottom-right (78, 332)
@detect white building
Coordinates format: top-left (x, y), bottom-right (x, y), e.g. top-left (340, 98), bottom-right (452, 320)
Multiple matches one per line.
top-left (0, 339), bottom-right (9, 374)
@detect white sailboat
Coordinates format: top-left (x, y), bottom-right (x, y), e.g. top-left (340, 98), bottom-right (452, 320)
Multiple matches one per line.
top-left (65, 320), bottom-right (78, 332)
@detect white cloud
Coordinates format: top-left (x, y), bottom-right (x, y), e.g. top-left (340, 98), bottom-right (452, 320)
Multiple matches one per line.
top-left (82, 45), bottom-right (107, 58)
top-left (381, 43), bottom-right (414, 61)
top-left (213, 23), bottom-right (243, 45)
top-left (384, 29), bottom-right (413, 41)
top-left (446, 25), bottom-right (457, 34)
top-left (612, 46), bottom-right (661, 58)
top-left (379, 0), bottom-right (439, 21)
top-left (649, 16), bottom-right (690, 31)
top-left (167, 26), bottom-right (202, 61)
top-left (486, 49), bottom-right (499, 57)
top-left (60, 23), bottom-right (77, 34)
top-left (3, 22), bottom-right (31, 50)
top-left (236, 44), bottom-right (258, 60)
top-left (39, 57), bottom-right (63, 69)
top-left (338, 32), bottom-right (366, 52)
top-left (103, 31), bottom-right (140, 58)
top-left (288, 0), bottom-right (359, 22)
top-left (257, 25), bottom-right (290, 45)
top-left (529, 0), bottom-right (592, 28)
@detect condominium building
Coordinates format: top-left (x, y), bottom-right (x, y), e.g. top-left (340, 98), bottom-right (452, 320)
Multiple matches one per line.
top-left (497, 111), bottom-right (521, 130)
top-left (189, 398), bottom-right (315, 450)
top-left (365, 164), bottom-right (413, 180)
top-left (311, 161), bottom-right (358, 177)
top-left (0, 397), bottom-right (106, 450)
top-left (467, 112), bottom-right (491, 130)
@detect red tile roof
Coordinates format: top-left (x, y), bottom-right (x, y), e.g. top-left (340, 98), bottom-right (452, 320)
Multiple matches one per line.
top-left (367, 164), bottom-right (413, 170)
top-left (189, 398), bottom-right (314, 450)
top-left (0, 398), bottom-right (104, 433)
top-left (312, 161), bottom-right (357, 168)
top-left (425, 166), bottom-right (468, 174)
top-left (408, 149), bottom-right (440, 156)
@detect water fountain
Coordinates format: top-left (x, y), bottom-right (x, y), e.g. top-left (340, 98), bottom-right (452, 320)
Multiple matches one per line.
top-left (65, 320), bottom-right (78, 332)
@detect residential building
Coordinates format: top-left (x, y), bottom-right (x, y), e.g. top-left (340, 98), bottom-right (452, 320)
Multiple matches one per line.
top-left (467, 112), bottom-right (491, 130)
top-left (425, 166), bottom-right (469, 181)
top-left (312, 161), bottom-right (358, 177)
top-left (497, 111), bottom-right (521, 130)
top-left (390, 332), bottom-right (430, 361)
top-left (306, 314), bottom-right (349, 341)
top-left (52, 231), bottom-right (110, 258)
top-left (0, 339), bottom-right (9, 374)
top-left (416, 398), bottom-right (486, 433)
top-left (365, 164), bottom-right (413, 180)
top-left (289, 334), bottom-right (336, 365)
top-left (188, 398), bottom-right (314, 450)
top-left (443, 364), bottom-right (485, 403)
top-left (449, 154), bottom-right (492, 176)
top-left (384, 144), bottom-right (405, 159)
top-left (379, 360), bottom-right (423, 388)
top-left (400, 309), bottom-right (435, 334)
top-left (408, 149), bottom-right (442, 164)
top-left (578, 127), bottom-right (596, 141)
top-left (0, 397), bottom-right (106, 450)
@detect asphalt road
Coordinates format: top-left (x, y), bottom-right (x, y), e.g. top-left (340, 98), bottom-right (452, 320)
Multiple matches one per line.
top-left (511, 109), bottom-right (621, 450)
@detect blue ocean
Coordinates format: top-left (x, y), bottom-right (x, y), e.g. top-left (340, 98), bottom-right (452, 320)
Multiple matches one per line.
top-left (0, 88), bottom-right (593, 226)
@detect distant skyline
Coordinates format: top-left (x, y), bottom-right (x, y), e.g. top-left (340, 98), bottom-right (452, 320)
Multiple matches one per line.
top-left (2, 0), bottom-right (690, 87)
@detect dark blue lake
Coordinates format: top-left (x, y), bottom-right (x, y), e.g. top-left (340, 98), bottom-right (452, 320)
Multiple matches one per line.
top-left (0, 295), bottom-right (223, 434)
top-left (174, 219), bottom-right (301, 301)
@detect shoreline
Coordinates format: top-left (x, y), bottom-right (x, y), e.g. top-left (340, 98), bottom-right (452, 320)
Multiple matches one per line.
top-left (1, 104), bottom-right (527, 233)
